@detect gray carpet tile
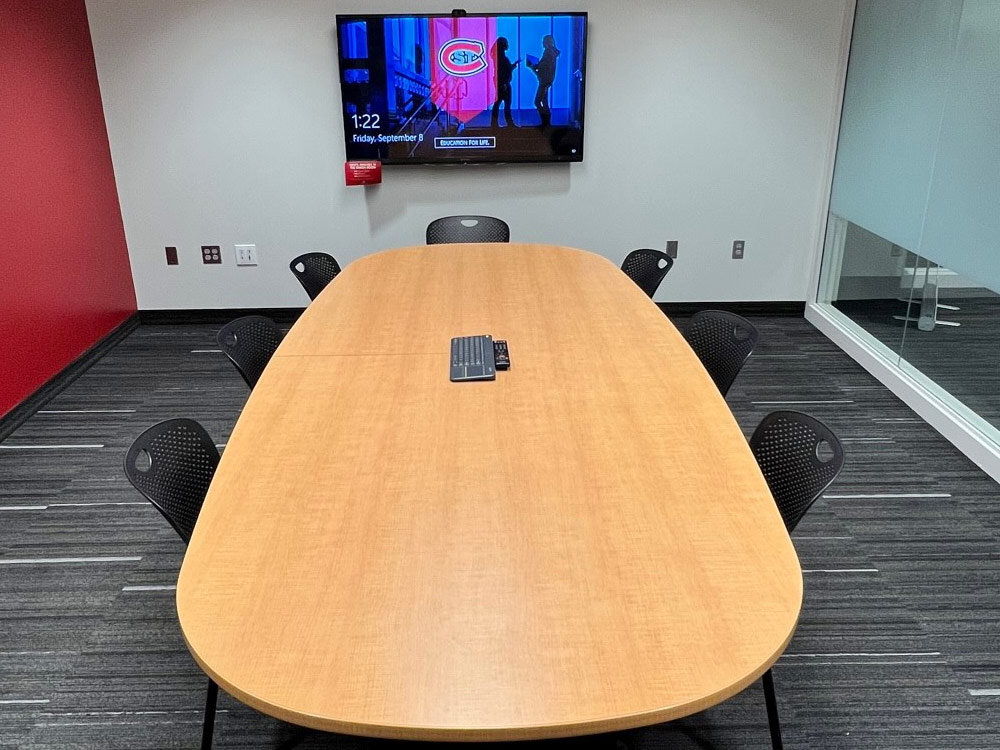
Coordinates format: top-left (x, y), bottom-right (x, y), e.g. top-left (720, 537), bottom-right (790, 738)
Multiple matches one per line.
top-left (1, 317), bottom-right (999, 748)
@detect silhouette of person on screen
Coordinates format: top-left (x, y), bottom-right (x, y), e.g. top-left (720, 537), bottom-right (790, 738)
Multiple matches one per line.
top-left (527, 34), bottom-right (559, 128)
top-left (491, 37), bottom-right (520, 128)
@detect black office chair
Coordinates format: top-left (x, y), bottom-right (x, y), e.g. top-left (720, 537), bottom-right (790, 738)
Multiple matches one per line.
top-left (749, 410), bottom-right (845, 750)
top-left (289, 252), bottom-right (341, 301)
top-left (426, 215), bottom-right (510, 244)
top-left (123, 419), bottom-right (222, 750)
top-left (621, 249), bottom-right (674, 298)
top-left (751, 410), bottom-right (845, 534)
top-left (217, 316), bottom-right (283, 390)
top-left (684, 310), bottom-right (760, 397)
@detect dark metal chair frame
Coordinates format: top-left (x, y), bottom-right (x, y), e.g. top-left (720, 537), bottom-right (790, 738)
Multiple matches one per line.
top-left (684, 310), bottom-right (760, 397)
top-left (425, 215), bottom-right (510, 244)
top-left (620, 248), bottom-right (674, 298)
top-left (123, 419), bottom-right (222, 749)
top-left (749, 410), bottom-right (846, 750)
top-left (216, 315), bottom-right (283, 390)
top-left (289, 252), bottom-right (341, 301)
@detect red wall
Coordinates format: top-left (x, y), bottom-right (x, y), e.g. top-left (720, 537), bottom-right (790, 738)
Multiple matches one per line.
top-left (0, 0), bottom-right (137, 418)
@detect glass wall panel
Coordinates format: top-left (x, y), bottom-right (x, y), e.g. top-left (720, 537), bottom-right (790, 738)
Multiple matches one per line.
top-left (828, 0), bottom-right (961, 251)
top-left (819, 215), bottom-right (913, 358)
top-left (897, 259), bottom-right (1000, 431)
top-left (818, 0), bottom-right (1000, 442)
top-left (919, 1), bottom-right (1000, 293)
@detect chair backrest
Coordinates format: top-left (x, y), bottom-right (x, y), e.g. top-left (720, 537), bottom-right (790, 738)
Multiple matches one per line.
top-left (289, 252), bottom-right (342, 301)
top-left (217, 315), bottom-right (283, 389)
top-left (123, 419), bottom-right (221, 545)
top-left (684, 310), bottom-right (760, 397)
top-left (621, 249), bottom-right (674, 298)
top-left (750, 411), bottom-right (845, 533)
top-left (426, 215), bottom-right (510, 245)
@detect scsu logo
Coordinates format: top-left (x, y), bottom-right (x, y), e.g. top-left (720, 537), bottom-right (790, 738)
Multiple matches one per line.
top-left (438, 38), bottom-right (487, 77)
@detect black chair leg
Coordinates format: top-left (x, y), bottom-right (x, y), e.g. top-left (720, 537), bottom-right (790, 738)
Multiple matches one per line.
top-left (762, 668), bottom-right (783, 750)
top-left (202, 678), bottom-right (219, 750)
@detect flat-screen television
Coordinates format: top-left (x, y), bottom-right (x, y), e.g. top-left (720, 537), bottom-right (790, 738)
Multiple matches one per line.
top-left (336, 12), bottom-right (588, 165)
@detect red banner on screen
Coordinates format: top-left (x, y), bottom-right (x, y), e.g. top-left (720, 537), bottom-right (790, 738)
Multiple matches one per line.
top-left (430, 16), bottom-right (499, 124)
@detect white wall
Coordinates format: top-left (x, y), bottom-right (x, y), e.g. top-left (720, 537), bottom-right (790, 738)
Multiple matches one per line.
top-left (86, 0), bottom-right (849, 310)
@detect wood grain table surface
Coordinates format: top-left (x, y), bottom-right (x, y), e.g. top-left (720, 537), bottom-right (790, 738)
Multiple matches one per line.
top-left (177, 243), bottom-right (802, 741)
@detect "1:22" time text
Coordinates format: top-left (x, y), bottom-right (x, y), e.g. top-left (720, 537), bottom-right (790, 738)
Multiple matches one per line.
top-left (351, 113), bottom-right (381, 130)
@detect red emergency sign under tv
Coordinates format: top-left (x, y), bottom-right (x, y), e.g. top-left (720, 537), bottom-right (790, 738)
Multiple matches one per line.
top-left (335, 12), bottom-right (588, 165)
top-left (344, 160), bottom-right (382, 186)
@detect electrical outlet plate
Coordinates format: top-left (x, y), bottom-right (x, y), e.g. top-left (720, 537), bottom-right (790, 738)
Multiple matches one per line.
top-left (201, 245), bottom-right (222, 264)
top-left (732, 240), bottom-right (745, 260)
top-left (235, 244), bottom-right (258, 266)
top-left (666, 240), bottom-right (678, 259)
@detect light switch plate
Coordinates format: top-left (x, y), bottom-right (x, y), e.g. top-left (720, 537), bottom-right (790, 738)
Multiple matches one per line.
top-left (201, 245), bottom-right (222, 264)
top-left (235, 244), bottom-right (258, 266)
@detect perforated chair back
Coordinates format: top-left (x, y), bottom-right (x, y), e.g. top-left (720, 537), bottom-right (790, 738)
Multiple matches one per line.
top-left (684, 310), bottom-right (760, 396)
top-left (426, 215), bottom-right (510, 244)
top-left (123, 419), bottom-right (220, 545)
top-left (289, 252), bottom-right (341, 301)
top-left (621, 249), bottom-right (674, 298)
top-left (750, 411), bottom-right (845, 533)
top-left (216, 316), bottom-right (282, 389)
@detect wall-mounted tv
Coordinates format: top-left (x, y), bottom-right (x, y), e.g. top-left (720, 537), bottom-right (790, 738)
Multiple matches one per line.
top-left (336, 12), bottom-right (588, 165)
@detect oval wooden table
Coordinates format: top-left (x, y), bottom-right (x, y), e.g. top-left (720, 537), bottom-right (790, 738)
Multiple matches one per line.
top-left (177, 243), bottom-right (802, 742)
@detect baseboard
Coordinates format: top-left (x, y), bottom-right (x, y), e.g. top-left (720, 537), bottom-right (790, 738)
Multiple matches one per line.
top-left (657, 301), bottom-right (806, 317)
top-left (140, 308), bottom-right (306, 325)
top-left (0, 313), bottom-right (140, 442)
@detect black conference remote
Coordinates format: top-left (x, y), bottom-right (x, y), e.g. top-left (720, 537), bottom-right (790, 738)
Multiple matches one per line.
top-left (493, 340), bottom-right (510, 370)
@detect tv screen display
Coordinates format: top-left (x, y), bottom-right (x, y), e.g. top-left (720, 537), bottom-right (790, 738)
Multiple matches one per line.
top-left (336, 13), bottom-right (588, 164)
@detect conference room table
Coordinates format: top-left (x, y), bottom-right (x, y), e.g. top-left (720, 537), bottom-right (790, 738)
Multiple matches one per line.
top-left (177, 243), bottom-right (802, 741)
